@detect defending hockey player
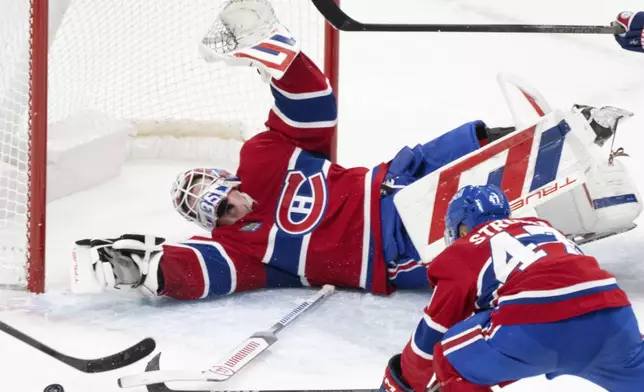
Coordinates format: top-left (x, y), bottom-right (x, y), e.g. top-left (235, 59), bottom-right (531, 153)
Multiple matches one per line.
top-left (71, 2), bottom-right (642, 300)
top-left (380, 184), bottom-right (644, 392)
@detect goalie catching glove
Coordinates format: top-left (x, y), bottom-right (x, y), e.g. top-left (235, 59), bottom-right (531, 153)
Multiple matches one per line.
top-left (71, 234), bottom-right (165, 296)
top-left (199, 0), bottom-right (300, 81)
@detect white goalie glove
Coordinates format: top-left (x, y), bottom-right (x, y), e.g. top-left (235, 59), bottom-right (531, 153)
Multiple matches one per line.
top-left (71, 234), bottom-right (165, 297)
top-left (199, 0), bottom-right (300, 80)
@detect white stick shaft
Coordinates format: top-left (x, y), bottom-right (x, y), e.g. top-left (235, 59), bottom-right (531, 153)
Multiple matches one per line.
top-left (209, 285), bottom-right (336, 377)
top-left (269, 284), bottom-right (335, 333)
top-left (118, 285), bottom-right (336, 388)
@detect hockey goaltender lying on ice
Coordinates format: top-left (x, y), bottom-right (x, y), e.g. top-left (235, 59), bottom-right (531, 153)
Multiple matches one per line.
top-left (71, 0), bottom-right (643, 302)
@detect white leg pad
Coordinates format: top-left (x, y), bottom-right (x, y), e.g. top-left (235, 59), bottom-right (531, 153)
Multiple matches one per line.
top-left (537, 158), bottom-right (642, 238)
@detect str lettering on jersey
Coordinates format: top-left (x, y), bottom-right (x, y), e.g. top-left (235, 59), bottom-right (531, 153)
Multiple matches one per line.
top-left (469, 218), bottom-right (550, 245)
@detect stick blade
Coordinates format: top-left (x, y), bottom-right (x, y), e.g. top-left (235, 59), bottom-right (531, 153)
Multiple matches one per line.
top-left (144, 354), bottom-right (210, 392)
top-left (69, 337), bottom-right (157, 373)
top-left (0, 320), bottom-right (155, 373)
top-left (118, 363), bottom-right (205, 388)
top-left (119, 335), bottom-right (276, 388)
top-left (146, 354), bottom-right (175, 392)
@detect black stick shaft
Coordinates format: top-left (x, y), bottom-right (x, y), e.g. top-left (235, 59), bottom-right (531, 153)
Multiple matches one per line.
top-left (312, 0), bottom-right (625, 34)
top-left (346, 23), bottom-right (619, 34)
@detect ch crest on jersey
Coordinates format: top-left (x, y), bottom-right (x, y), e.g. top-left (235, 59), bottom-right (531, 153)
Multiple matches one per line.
top-left (276, 170), bottom-right (328, 236)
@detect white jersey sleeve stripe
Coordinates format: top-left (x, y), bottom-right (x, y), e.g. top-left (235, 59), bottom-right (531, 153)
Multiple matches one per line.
top-left (497, 278), bottom-right (617, 305)
top-left (359, 169), bottom-right (373, 289)
top-left (423, 313), bottom-right (448, 334)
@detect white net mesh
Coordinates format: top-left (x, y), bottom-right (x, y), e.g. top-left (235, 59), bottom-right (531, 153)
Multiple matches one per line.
top-left (0, 0), bottom-right (329, 290)
top-left (48, 0), bottom-right (326, 133)
top-left (0, 0), bottom-right (31, 288)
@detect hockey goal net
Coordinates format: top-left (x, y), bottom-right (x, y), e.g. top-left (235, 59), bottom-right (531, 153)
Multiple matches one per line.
top-left (0, 0), bottom-right (339, 292)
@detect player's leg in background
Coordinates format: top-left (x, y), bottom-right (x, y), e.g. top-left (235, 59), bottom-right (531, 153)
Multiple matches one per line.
top-left (388, 120), bottom-right (483, 181)
top-left (569, 306), bottom-right (644, 392)
top-left (408, 119), bottom-right (517, 175)
top-left (381, 120), bottom-right (485, 197)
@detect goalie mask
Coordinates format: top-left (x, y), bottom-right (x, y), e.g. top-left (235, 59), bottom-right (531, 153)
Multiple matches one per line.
top-left (171, 168), bottom-right (243, 231)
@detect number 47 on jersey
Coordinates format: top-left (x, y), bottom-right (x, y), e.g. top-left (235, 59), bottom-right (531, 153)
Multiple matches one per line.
top-left (490, 223), bottom-right (582, 283)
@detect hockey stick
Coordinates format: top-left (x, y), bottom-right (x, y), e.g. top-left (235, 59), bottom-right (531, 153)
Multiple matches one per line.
top-left (144, 353), bottom-right (378, 392)
top-left (118, 285), bottom-right (336, 388)
top-left (311, 0), bottom-right (625, 34)
top-left (0, 320), bottom-right (156, 372)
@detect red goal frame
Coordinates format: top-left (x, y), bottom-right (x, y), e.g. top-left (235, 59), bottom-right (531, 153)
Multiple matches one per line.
top-left (28, 0), bottom-right (49, 293)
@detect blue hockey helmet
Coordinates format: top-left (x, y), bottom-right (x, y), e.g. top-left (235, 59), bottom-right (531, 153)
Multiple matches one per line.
top-left (444, 184), bottom-right (511, 245)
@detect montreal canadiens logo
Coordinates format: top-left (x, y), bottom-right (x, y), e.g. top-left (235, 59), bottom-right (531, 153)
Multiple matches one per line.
top-left (276, 171), bottom-right (328, 235)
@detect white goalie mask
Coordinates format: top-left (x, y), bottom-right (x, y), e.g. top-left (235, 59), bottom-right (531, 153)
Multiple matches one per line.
top-left (171, 168), bottom-right (242, 231)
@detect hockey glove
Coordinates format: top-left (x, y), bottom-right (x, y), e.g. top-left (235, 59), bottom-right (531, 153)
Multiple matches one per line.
top-left (72, 234), bottom-right (165, 296)
top-left (199, 0), bottom-right (300, 81)
top-left (613, 11), bottom-right (644, 53)
top-left (381, 354), bottom-right (414, 392)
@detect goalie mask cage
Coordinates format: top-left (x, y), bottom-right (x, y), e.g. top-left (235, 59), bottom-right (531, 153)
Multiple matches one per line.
top-left (0, 0), bottom-right (340, 293)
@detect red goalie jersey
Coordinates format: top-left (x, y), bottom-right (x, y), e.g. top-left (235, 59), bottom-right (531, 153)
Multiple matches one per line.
top-left (157, 52), bottom-right (392, 300)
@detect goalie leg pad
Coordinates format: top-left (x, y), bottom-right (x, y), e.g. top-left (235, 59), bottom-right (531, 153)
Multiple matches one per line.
top-left (536, 156), bottom-right (642, 241)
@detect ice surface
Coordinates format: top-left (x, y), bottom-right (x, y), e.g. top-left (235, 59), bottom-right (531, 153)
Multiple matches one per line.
top-left (1, 1), bottom-right (644, 391)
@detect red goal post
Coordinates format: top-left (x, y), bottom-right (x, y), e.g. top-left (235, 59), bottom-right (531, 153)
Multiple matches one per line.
top-left (1, 0), bottom-right (340, 293)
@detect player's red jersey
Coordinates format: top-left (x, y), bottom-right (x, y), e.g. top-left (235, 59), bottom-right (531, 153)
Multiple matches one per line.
top-left (400, 217), bottom-right (630, 391)
top-left (156, 50), bottom-right (392, 300)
